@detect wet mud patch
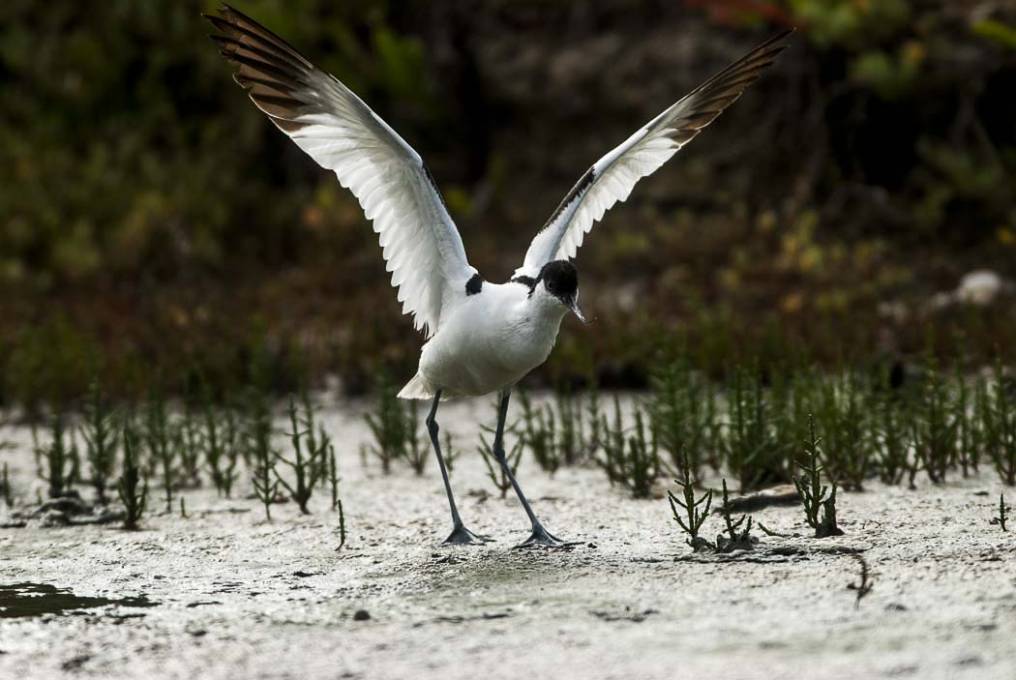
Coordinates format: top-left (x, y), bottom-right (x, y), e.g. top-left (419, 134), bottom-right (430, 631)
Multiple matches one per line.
top-left (0, 583), bottom-right (157, 619)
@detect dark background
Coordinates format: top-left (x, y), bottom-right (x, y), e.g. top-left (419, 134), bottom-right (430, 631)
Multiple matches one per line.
top-left (2, 0), bottom-right (1015, 406)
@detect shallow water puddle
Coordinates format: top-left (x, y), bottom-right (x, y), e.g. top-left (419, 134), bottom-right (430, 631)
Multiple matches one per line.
top-left (0, 582), bottom-right (157, 619)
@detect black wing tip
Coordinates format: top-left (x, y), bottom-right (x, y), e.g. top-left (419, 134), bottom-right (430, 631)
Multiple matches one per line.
top-left (203, 3), bottom-right (314, 74)
top-left (764, 27), bottom-right (796, 44)
top-left (705, 26), bottom-right (794, 90)
top-left (217, 4), bottom-right (243, 18)
top-left (201, 4), bottom-right (235, 23)
top-left (208, 4), bottom-right (275, 29)
top-left (203, 10), bottom-right (234, 42)
top-left (759, 27), bottom-right (796, 53)
top-left (203, 5), bottom-right (250, 33)
top-left (736, 27), bottom-right (794, 62)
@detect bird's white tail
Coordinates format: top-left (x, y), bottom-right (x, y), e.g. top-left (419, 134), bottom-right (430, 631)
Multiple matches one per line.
top-left (397, 372), bottom-right (437, 400)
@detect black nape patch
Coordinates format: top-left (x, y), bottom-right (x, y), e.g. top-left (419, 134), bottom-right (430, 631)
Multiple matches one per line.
top-left (465, 273), bottom-right (484, 295)
top-left (511, 275), bottom-right (537, 290)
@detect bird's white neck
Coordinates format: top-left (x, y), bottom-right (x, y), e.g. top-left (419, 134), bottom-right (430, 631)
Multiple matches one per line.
top-left (525, 286), bottom-right (570, 324)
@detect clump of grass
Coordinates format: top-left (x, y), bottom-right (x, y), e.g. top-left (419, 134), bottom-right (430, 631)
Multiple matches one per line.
top-left (202, 399), bottom-right (240, 497)
top-left (326, 442), bottom-right (341, 512)
top-left (144, 390), bottom-right (175, 513)
top-left (815, 373), bottom-right (869, 491)
top-left (667, 452), bottom-right (713, 551)
top-left (650, 359), bottom-right (716, 478)
top-left (81, 381), bottom-right (119, 504)
top-left (954, 374), bottom-right (982, 477)
top-left (982, 364), bottom-right (1016, 486)
top-left (598, 406), bottom-right (660, 499)
top-left (597, 395), bottom-right (625, 490)
top-left (36, 414), bottom-right (74, 499)
top-left (403, 401), bottom-right (427, 476)
top-left (911, 363), bottom-right (957, 485)
top-left (336, 499), bottom-right (347, 549)
top-left (552, 387), bottom-right (584, 466)
top-left (275, 397), bottom-right (325, 514)
top-left (1, 462), bottom-right (13, 508)
top-left (363, 373), bottom-right (421, 475)
top-left (478, 420), bottom-right (522, 498)
top-left (297, 391), bottom-right (328, 482)
top-left (727, 365), bottom-right (789, 491)
top-left (794, 415), bottom-right (843, 538)
top-left (518, 390), bottom-right (560, 475)
top-left (773, 372), bottom-right (813, 465)
top-left (118, 421), bottom-right (148, 531)
top-left (715, 479), bottom-right (755, 552)
top-left (702, 383), bottom-right (724, 471)
top-left (993, 493), bottom-right (1009, 531)
top-left (176, 406), bottom-right (203, 489)
top-left (873, 389), bottom-right (910, 485)
top-left (363, 374), bottom-right (403, 474)
top-left (248, 390), bottom-right (279, 521)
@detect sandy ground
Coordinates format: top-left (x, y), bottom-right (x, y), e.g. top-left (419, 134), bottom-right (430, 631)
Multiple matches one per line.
top-left (1, 395), bottom-right (1014, 680)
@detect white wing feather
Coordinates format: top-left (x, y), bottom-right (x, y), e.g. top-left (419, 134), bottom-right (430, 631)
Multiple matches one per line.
top-left (209, 5), bottom-right (473, 336)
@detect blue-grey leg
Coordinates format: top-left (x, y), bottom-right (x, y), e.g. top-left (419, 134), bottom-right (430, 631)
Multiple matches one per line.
top-left (492, 390), bottom-right (574, 548)
top-left (427, 390), bottom-right (491, 545)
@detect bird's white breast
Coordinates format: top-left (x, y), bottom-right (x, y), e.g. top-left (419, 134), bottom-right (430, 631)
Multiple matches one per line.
top-left (418, 282), bottom-right (567, 396)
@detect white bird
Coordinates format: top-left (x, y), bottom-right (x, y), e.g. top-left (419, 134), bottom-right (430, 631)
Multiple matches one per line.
top-left (207, 5), bottom-right (791, 547)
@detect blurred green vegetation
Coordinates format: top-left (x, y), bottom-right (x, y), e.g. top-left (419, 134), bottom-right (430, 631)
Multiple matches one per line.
top-left (1, 0), bottom-right (1015, 407)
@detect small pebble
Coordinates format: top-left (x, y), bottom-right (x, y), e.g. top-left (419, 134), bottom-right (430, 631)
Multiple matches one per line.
top-left (353, 609), bottom-right (370, 621)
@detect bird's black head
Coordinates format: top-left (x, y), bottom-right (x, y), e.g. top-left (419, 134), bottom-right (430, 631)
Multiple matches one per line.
top-left (536, 260), bottom-right (586, 323)
top-left (539, 260), bottom-right (578, 304)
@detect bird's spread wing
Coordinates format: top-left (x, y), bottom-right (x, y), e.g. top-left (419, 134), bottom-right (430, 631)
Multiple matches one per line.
top-left (206, 5), bottom-right (474, 336)
top-left (517, 30), bottom-right (793, 279)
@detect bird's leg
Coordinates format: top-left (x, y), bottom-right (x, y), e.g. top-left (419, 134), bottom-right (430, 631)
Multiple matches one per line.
top-left (492, 390), bottom-right (574, 549)
top-left (427, 391), bottom-right (491, 545)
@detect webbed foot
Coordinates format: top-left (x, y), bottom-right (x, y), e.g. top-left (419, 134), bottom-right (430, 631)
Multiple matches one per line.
top-left (514, 523), bottom-right (576, 549)
top-left (443, 524), bottom-right (494, 546)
